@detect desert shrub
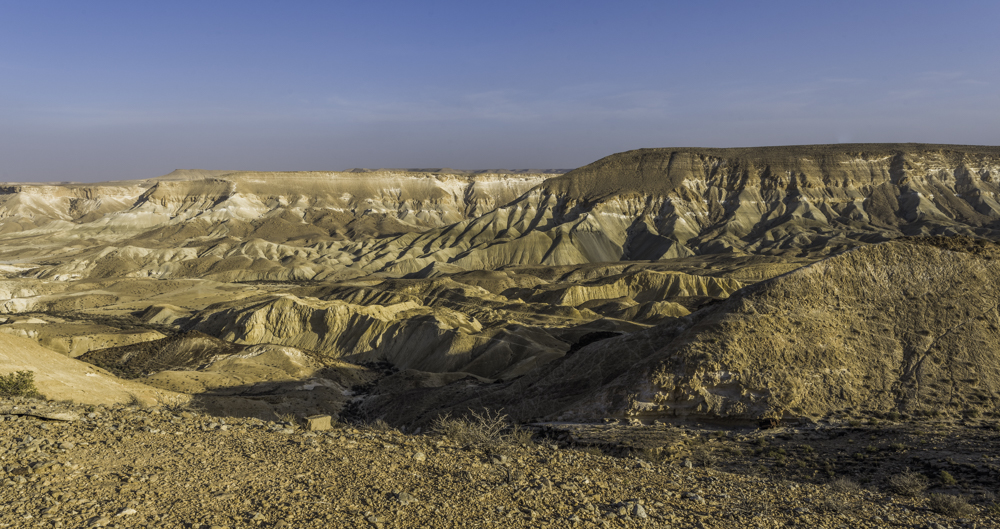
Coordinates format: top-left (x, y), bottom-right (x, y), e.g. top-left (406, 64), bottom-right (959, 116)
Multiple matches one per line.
top-left (364, 418), bottom-right (396, 432)
top-left (637, 448), bottom-right (667, 464)
top-left (691, 447), bottom-right (716, 468)
top-left (431, 409), bottom-right (518, 447)
top-left (889, 442), bottom-right (907, 452)
top-left (927, 493), bottom-right (976, 517)
top-left (275, 412), bottom-right (298, 428)
top-left (984, 492), bottom-right (1000, 516)
top-left (508, 424), bottom-right (534, 445)
top-left (888, 469), bottom-right (929, 497)
top-left (829, 477), bottom-right (861, 493)
top-left (939, 470), bottom-right (958, 486)
top-left (0, 370), bottom-right (40, 398)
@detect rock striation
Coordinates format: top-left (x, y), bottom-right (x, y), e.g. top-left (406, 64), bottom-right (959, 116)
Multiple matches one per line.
top-left (362, 237), bottom-right (1000, 424)
top-left (4, 144), bottom-right (1000, 282)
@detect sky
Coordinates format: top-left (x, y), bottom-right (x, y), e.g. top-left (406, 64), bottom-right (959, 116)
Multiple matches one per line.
top-left (1, 1), bottom-right (999, 182)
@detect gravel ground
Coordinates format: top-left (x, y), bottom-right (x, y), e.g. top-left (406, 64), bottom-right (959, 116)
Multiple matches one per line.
top-left (2, 398), bottom-right (997, 529)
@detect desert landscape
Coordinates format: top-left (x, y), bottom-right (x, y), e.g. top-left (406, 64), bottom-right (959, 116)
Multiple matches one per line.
top-left (3, 144), bottom-right (1000, 527)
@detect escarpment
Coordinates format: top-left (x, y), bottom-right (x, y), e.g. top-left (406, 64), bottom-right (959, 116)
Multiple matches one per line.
top-left (3, 145), bottom-right (1000, 281)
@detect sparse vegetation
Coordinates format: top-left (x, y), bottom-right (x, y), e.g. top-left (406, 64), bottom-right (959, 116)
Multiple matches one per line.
top-left (0, 370), bottom-right (41, 398)
top-left (939, 470), bottom-right (957, 486)
top-left (637, 448), bottom-right (668, 464)
top-left (431, 409), bottom-right (521, 447)
top-left (927, 493), bottom-right (976, 517)
top-left (508, 424), bottom-right (534, 446)
top-left (691, 447), bottom-right (716, 468)
top-left (364, 418), bottom-right (396, 432)
top-left (985, 495), bottom-right (1000, 516)
top-left (276, 412), bottom-right (298, 428)
top-left (829, 477), bottom-right (861, 493)
top-left (888, 469), bottom-right (929, 497)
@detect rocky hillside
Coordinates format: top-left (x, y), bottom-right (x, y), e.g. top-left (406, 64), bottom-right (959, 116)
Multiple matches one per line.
top-left (355, 237), bottom-right (1000, 425)
top-left (6, 397), bottom-right (999, 528)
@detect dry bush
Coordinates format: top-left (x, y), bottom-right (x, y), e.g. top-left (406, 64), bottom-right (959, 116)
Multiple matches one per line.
top-left (691, 447), bottom-right (716, 468)
top-left (888, 469), bottom-right (929, 497)
top-left (927, 493), bottom-right (976, 517)
top-left (0, 370), bottom-right (40, 398)
top-left (636, 448), bottom-right (668, 464)
top-left (365, 418), bottom-right (396, 432)
top-left (276, 412), bottom-right (298, 428)
top-left (508, 425), bottom-right (535, 446)
top-left (431, 409), bottom-right (518, 447)
top-left (829, 477), bottom-right (861, 494)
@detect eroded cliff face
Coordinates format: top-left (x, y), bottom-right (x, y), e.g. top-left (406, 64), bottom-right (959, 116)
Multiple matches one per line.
top-left (355, 144), bottom-right (1000, 275)
top-left (0, 169), bottom-right (550, 280)
top-left (6, 145), bottom-right (1000, 282)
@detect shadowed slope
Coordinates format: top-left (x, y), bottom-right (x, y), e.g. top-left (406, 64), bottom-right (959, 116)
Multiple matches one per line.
top-left (359, 238), bottom-right (1000, 425)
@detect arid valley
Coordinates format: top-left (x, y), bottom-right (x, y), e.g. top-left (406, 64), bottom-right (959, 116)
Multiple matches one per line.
top-left (4, 144), bottom-right (1000, 528)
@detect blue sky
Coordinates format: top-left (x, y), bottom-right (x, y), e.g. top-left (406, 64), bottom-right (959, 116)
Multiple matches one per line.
top-left (1, 1), bottom-right (998, 182)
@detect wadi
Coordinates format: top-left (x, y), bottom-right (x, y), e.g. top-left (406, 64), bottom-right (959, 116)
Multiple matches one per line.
top-left (3, 143), bottom-right (1000, 528)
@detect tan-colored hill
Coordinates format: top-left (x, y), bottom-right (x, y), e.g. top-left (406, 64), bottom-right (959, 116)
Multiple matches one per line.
top-left (0, 332), bottom-right (183, 406)
top-left (357, 238), bottom-right (1000, 425)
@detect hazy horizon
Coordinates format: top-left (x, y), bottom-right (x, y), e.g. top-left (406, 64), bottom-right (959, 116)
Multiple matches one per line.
top-left (2, 1), bottom-right (999, 183)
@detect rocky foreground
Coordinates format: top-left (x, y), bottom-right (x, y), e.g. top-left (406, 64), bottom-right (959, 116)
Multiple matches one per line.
top-left (3, 398), bottom-right (998, 529)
